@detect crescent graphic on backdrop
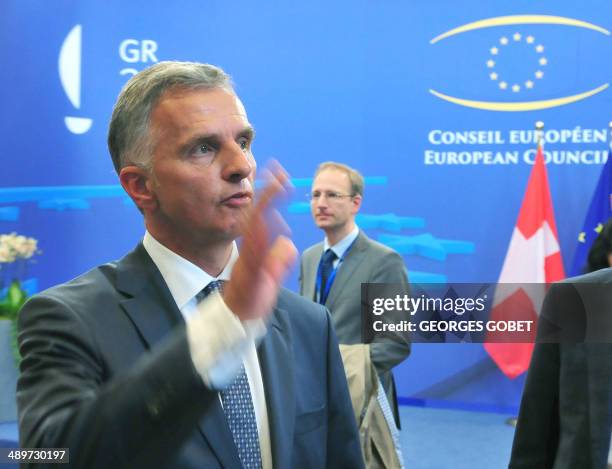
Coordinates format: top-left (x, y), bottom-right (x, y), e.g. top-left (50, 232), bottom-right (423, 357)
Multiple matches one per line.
top-left (429, 15), bottom-right (610, 112)
top-left (59, 25), bottom-right (93, 134)
top-left (430, 84), bottom-right (610, 112)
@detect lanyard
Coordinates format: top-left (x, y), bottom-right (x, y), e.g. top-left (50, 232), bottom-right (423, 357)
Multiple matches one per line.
top-left (315, 237), bottom-right (357, 305)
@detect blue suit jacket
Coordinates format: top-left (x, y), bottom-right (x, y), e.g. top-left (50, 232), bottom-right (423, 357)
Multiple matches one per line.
top-left (17, 244), bottom-right (364, 469)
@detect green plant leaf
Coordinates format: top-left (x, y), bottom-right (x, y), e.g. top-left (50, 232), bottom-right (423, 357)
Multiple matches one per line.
top-left (0, 281), bottom-right (27, 320)
top-left (0, 299), bottom-right (13, 320)
top-left (10, 318), bottom-right (20, 366)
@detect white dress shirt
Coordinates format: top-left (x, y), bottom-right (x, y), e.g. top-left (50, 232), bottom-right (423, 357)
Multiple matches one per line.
top-left (143, 231), bottom-right (272, 469)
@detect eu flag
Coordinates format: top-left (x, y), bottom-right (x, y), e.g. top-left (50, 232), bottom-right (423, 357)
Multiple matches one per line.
top-left (569, 152), bottom-right (612, 276)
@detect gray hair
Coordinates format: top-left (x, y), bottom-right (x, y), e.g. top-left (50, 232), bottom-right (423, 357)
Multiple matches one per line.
top-left (107, 61), bottom-right (234, 174)
top-left (315, 161), bottom-right (364, 197)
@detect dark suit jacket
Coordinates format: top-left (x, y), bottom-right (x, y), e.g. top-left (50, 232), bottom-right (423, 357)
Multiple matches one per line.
top-left (510, 268), bottom-right (612, 469)
top-left (17, 244), bottom-right (364, 469)
top-left (299, 231), bottom-right (411, 427)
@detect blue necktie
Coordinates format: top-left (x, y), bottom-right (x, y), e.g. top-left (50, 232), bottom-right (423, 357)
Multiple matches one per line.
top-left (195, 280), bottom-right (225, 302)
top-left (319, 249), bottom-right (337, 304)
top-left (197, 280), bottom-right (262, 469)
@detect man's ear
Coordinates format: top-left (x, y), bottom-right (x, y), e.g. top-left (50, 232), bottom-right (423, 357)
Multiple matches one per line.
top-left (119, 166), bottom-right (157, 213)
top-left (351, 194), bottom-right (362, 214)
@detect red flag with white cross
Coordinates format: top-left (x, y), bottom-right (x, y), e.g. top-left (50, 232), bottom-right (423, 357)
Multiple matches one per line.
top-left (484, 144), bottom-right (565, 379)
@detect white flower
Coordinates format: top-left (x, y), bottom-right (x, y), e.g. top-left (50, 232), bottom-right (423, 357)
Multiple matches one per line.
top-left (0, 244), bottom-right (16, 263)
top-left (14, 236), bottom-right (28, 257)
top-left (22, 238), bottom-right (38, 259)
top-left (0, 232), bottom-right (39, 262)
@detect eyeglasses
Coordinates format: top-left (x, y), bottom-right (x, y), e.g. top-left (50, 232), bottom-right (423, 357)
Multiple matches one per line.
top-left (307, 191), bottom-right (354, 202)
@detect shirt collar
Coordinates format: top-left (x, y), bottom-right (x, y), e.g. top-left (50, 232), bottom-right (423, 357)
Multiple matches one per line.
top-left (143, 231), bottom-right (238, 310)
top-left (324, 224), bottom-right (359, 259)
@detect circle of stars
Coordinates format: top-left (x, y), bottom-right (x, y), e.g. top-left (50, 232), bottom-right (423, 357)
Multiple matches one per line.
top-left (487, 33), bottom-right (547, 92)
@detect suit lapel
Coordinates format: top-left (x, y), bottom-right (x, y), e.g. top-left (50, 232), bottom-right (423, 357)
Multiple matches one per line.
top-left (117, 244), bottom-right (183, 348)
top-left (325, 232), bottom-right (369, 310)
top-left (258, 304), bottom-right (295, 469)
top-left (197, 404), bottom-right (242, 468)
top-left (116, 244), bottom-right (241, 468)
top-left (304, 244), bottom-right (324, 301)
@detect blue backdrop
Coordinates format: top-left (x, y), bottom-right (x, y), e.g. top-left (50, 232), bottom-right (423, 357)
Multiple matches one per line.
top-left (2, 0), bottom-right (612, 417)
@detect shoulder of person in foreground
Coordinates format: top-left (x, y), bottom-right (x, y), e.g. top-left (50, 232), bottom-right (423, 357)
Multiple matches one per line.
top-left (16, 259), bottom-right (212, 469)
top-left (560, 266), bottom-right (612, 284)
top-left (22, 260), bottom-right (123, 313)
top-left (277, 286), bottom-right (329, 324)
top-left (540, 267), bottom-right (612, 343)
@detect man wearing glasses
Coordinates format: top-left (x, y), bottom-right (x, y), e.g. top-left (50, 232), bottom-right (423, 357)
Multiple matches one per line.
top-left (299, 162), bottom-right (410, 466)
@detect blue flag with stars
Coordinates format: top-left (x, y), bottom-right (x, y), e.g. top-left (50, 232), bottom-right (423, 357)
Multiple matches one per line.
top-left (569, 152), bottom-right (612, 276)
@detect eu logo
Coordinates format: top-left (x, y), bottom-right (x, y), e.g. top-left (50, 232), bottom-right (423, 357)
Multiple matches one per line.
top-left (429, 15), bottom-right (610, 112)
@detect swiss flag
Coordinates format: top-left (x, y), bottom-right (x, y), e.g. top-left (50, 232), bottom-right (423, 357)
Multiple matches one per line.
top-left (484, 144), bottom-right (565, 379)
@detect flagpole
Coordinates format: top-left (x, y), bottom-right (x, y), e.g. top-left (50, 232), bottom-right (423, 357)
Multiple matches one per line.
top-left (535, 120), bottom-right (544, 148)
top-left (505, 119), bottom-right (544, 430)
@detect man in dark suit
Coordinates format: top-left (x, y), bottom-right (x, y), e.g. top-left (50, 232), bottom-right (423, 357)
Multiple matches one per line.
top-left (509, 268), bottom-right (612, 469)
top-left (17, 62), bottom-right (363, 469)
top-left (299, 162), bottom-right (410, 429)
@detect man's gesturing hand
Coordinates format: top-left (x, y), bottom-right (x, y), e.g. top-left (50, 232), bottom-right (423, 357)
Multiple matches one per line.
top-left (223, 162), bottom-right (297, 321)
